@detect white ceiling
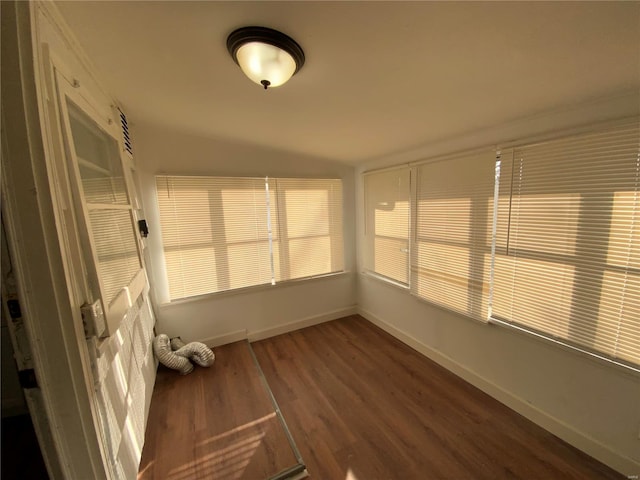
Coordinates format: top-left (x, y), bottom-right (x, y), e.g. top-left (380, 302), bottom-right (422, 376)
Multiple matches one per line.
top-left (55, 1), bottom-right (640, 165)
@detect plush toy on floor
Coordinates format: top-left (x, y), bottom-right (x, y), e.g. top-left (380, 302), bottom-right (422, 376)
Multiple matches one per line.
top-left (152, 334), bottom-right (215, 375)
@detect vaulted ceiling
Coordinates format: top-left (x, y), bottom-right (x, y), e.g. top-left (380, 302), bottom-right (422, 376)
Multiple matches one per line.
top-left (55, 1), bottom-right (640, 164)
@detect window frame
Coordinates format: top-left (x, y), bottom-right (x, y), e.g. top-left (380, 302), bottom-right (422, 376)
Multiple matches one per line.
top-left (362, 166), bottom-right (412, 287)
top-left (155, 175), bottom-right (345, 302)
top-left (489, 120), bottom-right (640, 371)
top-left (362, 117), bottom-right (640, 373)
top-left (410, 150), bottom-right (497, 323)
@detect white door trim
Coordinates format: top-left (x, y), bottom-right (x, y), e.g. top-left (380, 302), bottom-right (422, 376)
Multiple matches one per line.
top-left (1, 2), bottom-right (109, 478)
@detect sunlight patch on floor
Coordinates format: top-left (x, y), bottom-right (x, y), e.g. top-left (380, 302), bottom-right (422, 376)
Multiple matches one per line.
top-left (196, 412), bottom-right (276, 447)
top-left (163, 413), bottom-right (282, 480)
top-left (166, 432), bottom-right (264, 480)
top-left (345, 467), bottom-right (359, 480)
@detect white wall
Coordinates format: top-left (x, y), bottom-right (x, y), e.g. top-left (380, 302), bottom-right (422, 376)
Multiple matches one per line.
top-left (356, 93), bottom-right (640, 475)
top-left (134, 123), bottom-right (357, 344)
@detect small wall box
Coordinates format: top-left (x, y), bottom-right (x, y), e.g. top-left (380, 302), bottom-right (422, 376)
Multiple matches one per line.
top-left (81, 299), bottom-right (106, 338)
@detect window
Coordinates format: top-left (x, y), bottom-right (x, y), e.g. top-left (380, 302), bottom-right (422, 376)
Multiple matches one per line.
top-left (492, 121), bottom-right (640, 367)
top-left (363, 168), bottom-right (410, 285)
top-left (275, 178), bottom-right (344, 281)
top-left (363, 118), bottom-right (639, 369)
top-left (412, 150), bottom-right (497, 321)
top-left (156, 176), bottom-right (343, 301)
top-left (67, 101), bottom-right (142, 307)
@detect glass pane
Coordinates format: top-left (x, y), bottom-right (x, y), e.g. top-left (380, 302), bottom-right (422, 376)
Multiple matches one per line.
top-left (88, 209), bottom-right (141, 305)
top-left (67, 101), bottom-right (129, 205)
top-left (364, 169), bottom-right (410, 285)
top-left (288, 236), bottom-right (332, 279)
top-left (276, 178), bottom-right (344, 282)
top-left (156, 176), bottom-right (274, 299)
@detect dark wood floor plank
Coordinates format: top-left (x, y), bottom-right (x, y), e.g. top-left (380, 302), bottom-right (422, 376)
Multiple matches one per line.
top-left (252, 315), bottom-right (623, 480)
top-left (138, 341), bottom-right (297, 480)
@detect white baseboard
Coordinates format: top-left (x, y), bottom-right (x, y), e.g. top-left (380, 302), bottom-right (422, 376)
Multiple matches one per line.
top-left (357, 307), bottom-right (639, 476)
top-left (200, 329), bottom-right (247, 348)
top-left (248, 305), bottom-right (358, 343)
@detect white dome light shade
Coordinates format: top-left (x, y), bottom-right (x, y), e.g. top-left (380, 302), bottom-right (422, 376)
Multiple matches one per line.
top-left (227, 26), bottom-right (305, 90)
top-left (236, 42), bottom-right (297, 88)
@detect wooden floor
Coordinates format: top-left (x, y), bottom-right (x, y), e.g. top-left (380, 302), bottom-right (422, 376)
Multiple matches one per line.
top-left (138, 341), bottom-right (297, 480)
top-left (251, 315), bottom-right (623, 480)
top-left (140, 316), bottom-right (623, 480)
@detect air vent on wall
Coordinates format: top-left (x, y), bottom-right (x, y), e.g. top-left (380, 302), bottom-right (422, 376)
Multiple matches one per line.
top-left (118, 108), bottom-right (133, 158)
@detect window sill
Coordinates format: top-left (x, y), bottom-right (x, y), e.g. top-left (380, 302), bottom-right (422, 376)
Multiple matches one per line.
top-left (361, 270), bottom-right (410, 290)
top-left (160, 270), bottom-right (352, 308)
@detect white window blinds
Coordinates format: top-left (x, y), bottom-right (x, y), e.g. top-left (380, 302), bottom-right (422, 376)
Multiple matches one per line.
top-left (156, 176), bottom-right (273, 299)
top-left (67, 101), bottom-right (142, 308)
top-left (275, 178), bottom-right (344, 281)
top-left (363, 168), bottom-right (410, 285)
top-left (156, 176), bottom-right (343, 301)
top-left (88, 209), bottom-right (141, 305)
top-left (412, 150), bottom-right (497, 321)
top-left (492, 120), bottom-right (640, 367)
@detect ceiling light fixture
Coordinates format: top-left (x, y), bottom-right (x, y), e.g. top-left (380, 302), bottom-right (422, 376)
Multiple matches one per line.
top-left (227, 26), bottom-right (305, 90)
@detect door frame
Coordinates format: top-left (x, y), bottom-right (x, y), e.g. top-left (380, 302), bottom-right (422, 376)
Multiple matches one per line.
top-left (1, 1), bottom-right (110, 478)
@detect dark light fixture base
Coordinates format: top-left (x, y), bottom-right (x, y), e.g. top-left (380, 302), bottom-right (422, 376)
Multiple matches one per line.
top-left (226, 26), bottom-right (305, 76)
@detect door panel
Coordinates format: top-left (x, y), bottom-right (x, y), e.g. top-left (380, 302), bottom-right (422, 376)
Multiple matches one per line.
top-left (51, 67), bottom-right (156, 478)
top-left (56, 71), bottom-right (146, 337)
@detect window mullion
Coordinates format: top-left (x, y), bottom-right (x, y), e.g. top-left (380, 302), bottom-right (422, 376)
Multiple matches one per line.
top-left (488, 150), bottom-right (502, 320)
top-left (265, 176), bottom-right (276, 285)
top-left (409, 166), bottom-right (418, 290)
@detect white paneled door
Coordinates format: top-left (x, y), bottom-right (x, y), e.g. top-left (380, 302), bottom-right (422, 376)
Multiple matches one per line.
top-left (56, 72), bottom-right (147, 337)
